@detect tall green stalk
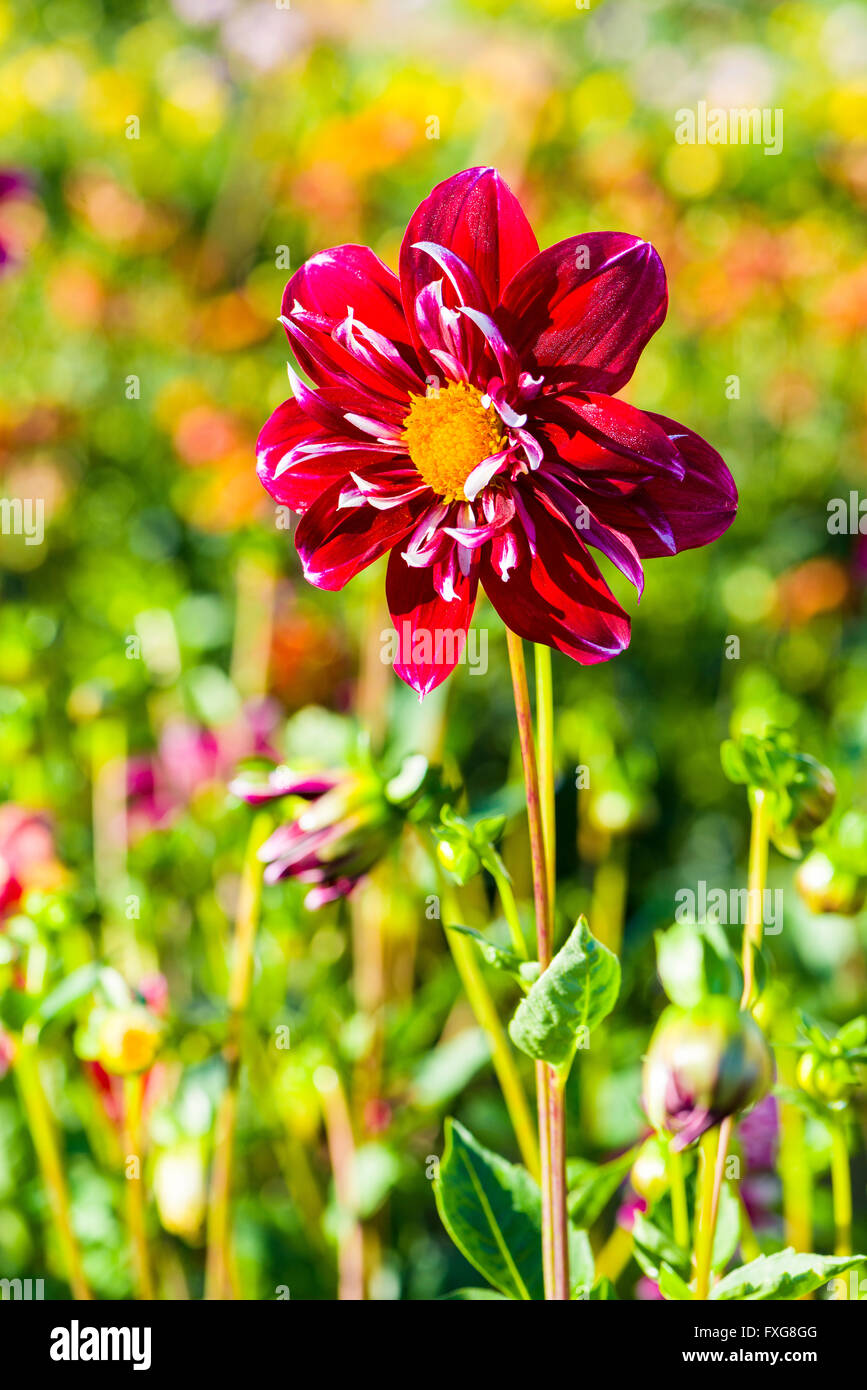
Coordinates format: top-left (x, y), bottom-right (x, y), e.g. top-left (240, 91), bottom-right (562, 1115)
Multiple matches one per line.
top-left (205, 810), bottom-right (272, 1300)
top-left (14, 1038), bottom-right (92, 1300)
top-left (693, 1125), bottom-right (720, 1299)
top-left (505, 630), bottom-right (568, 1300)
top-left (123, 1073), bottom-right (154, 1300)
top-left (830, 1118), bottom-right (852, 1273)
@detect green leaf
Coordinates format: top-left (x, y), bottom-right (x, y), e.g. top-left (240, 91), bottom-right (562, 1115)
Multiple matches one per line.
top-left (439, 1287), bottom-right (510, 1300)
top-left (632, 1213), bottom-right (690, 1280)
top-left (566, 1148), bottom-right (637, 1228)
top-left (434, 1118), bottom-right (546, 1300)
top-left (712, 1180), bottom-right (741, 1272)
top-left (410, 1028), bottom-right (490, 1107)
top-left (508, 917), bottom-right (620, 1067)
top-left (447, 925), bottom-right (538, 986)
top-left (569, 1228), bottom-right (595, 1298)
top-left (659, 1263), bottom-right (695, 1301)
top-left (655, 920), bottom-right (741, 1008)
top-left (29, 963), bottom-right (103, 1034)
top-left (586, 1276), bottom-right (619, 1300)
top-left (434, 1119), bottom-right (594, 1301)
top-left (710, 1249), bottom-right (866, 1300)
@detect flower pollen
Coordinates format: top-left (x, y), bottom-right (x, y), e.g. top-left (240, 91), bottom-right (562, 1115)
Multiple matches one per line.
top-left (403, 381), bottom-right (506, 503)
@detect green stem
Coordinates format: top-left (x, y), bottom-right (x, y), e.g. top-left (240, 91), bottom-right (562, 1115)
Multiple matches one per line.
top-left (712, 789), bottom-right (773, 1243)
top-left (14, 1039), bottom-right (92, 1299)
top-left (740, 789), bottom-right (771, 1011)
top-left (123, 1073), bottom-right (154, 1300)
top-left (440, 879), bottom-right (540, 1180)
top-left (486, 854), bottom-right (529, 961)
top-left (205, 810), bottom-right (272, 1300)
top-left (505, 630), bottom-right (568, 1300)
top-left (693, 1125), bottom-right (720, 1300)
top-left (534, 644), bottom-right (556, 910)
top-left (830, 1117), bottom-right (852, 1270)
top-left (667, 1143), bottom-right (690, 1250)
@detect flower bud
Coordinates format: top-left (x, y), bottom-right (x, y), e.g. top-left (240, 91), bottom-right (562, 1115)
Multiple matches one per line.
top-left (786, 755), bottom-right (836, 838)
top-left (97, 1006), bottom-right (162, 1075)
top-left (630, 1135), bottom-right (669, 1203)
top-left (153, 1142), bottom-right (207, 1241)
top-left (796, 1049), bottom-right (860, 1106)
top-left (642, 997), bottom-right (774, 1150)
top-left (795, 850), bottom-right (867, 916)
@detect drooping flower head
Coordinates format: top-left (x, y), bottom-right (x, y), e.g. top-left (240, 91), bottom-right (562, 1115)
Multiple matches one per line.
top-left (230, 752), bottom-right (436, 908)
top-left (258, 167), bottom-right (737, 696)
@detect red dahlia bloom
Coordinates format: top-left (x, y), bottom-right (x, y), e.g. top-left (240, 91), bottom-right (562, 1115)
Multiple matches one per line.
top-left (258, 167), bottom-right (737, 697)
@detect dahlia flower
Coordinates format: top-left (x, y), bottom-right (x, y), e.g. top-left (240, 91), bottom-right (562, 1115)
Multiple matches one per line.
top-left (230, 753), bottom-right (433, 908)
top-left (258, 167), bottom-right (737, 696)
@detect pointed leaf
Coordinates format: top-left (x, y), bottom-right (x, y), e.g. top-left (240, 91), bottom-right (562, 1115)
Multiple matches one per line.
top-left (447, 924), bottom-right (538, 986)
top-left (508, 917), bottom-right (620, 1066)
top-left (434, 1118), bottom-right (545, 1300)
top-left (710, 1249), bottom-right (865, 1300)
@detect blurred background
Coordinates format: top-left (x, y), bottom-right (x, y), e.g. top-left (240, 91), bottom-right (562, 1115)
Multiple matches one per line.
top-left (0, 0), bottom-right (866, 1299)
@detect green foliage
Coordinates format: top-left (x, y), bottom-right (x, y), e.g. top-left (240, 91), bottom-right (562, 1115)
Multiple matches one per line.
top-left (434, 1120), bottom-right (594, 1299)
top-left (508, 918), bottom-right (620, 1069)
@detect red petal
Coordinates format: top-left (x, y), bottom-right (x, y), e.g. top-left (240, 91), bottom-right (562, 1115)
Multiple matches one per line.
top-left (480, 494), bottom-right (631, 664)
top-left (498, 234), bottom-right (667, 395)
top-left (400, 167), bottom-right (539, 339)
top-left (257, 398), bottom-right (399, 513)
top-left (534, 392), bottom-right (683, 478)
top-left (294, 472), bottom-right (423, 590)
top-left (282, 245), bottom-right (421, 398)
top-left (386, 547), bottom-right (479, 697)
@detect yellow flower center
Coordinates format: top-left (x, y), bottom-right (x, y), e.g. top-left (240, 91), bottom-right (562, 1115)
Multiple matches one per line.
top-left (402, 382), bottom-right (506, 503)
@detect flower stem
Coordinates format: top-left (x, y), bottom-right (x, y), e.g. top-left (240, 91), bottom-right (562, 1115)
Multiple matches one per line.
top-left (534, 644), bottom-right (556, 909)
top-left (486, 855), bottom-right (530, 961)
top-left (667, 1143), bottom-right (690, 1250)
top-left (830, 1117), bottom-right (852, 1269)
top-left (122, 1073), bottom-right (154, 1300)
top-left (693, 1125), bottom-right (721, 1299)
top-left (14, 1038), bottom-right (92, 1299)
top-left (740, 788), bottom-right (771, 1010)
top-left (205, 810), bottom-right (272, 1300)
top-left (316, 1067), bottom-right (365, 1300)
top-left (505, 629), bottom-right (568, 1300)
top-left (711, 789), bottom-right (773, 1241)
top-left (440, 878), bottom-right (540, 1180)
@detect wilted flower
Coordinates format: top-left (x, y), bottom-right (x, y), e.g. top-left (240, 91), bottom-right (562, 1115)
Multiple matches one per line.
top-left (642, 997), bottom-right (774, 1150)
top-left (230, 753), bottom-right (435, 908)
top-left (258, 166), bottom-right (737, 696)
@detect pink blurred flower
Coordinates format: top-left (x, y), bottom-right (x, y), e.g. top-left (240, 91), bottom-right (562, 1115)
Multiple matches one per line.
top-left (0, 804), bottom-right (64, 918)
